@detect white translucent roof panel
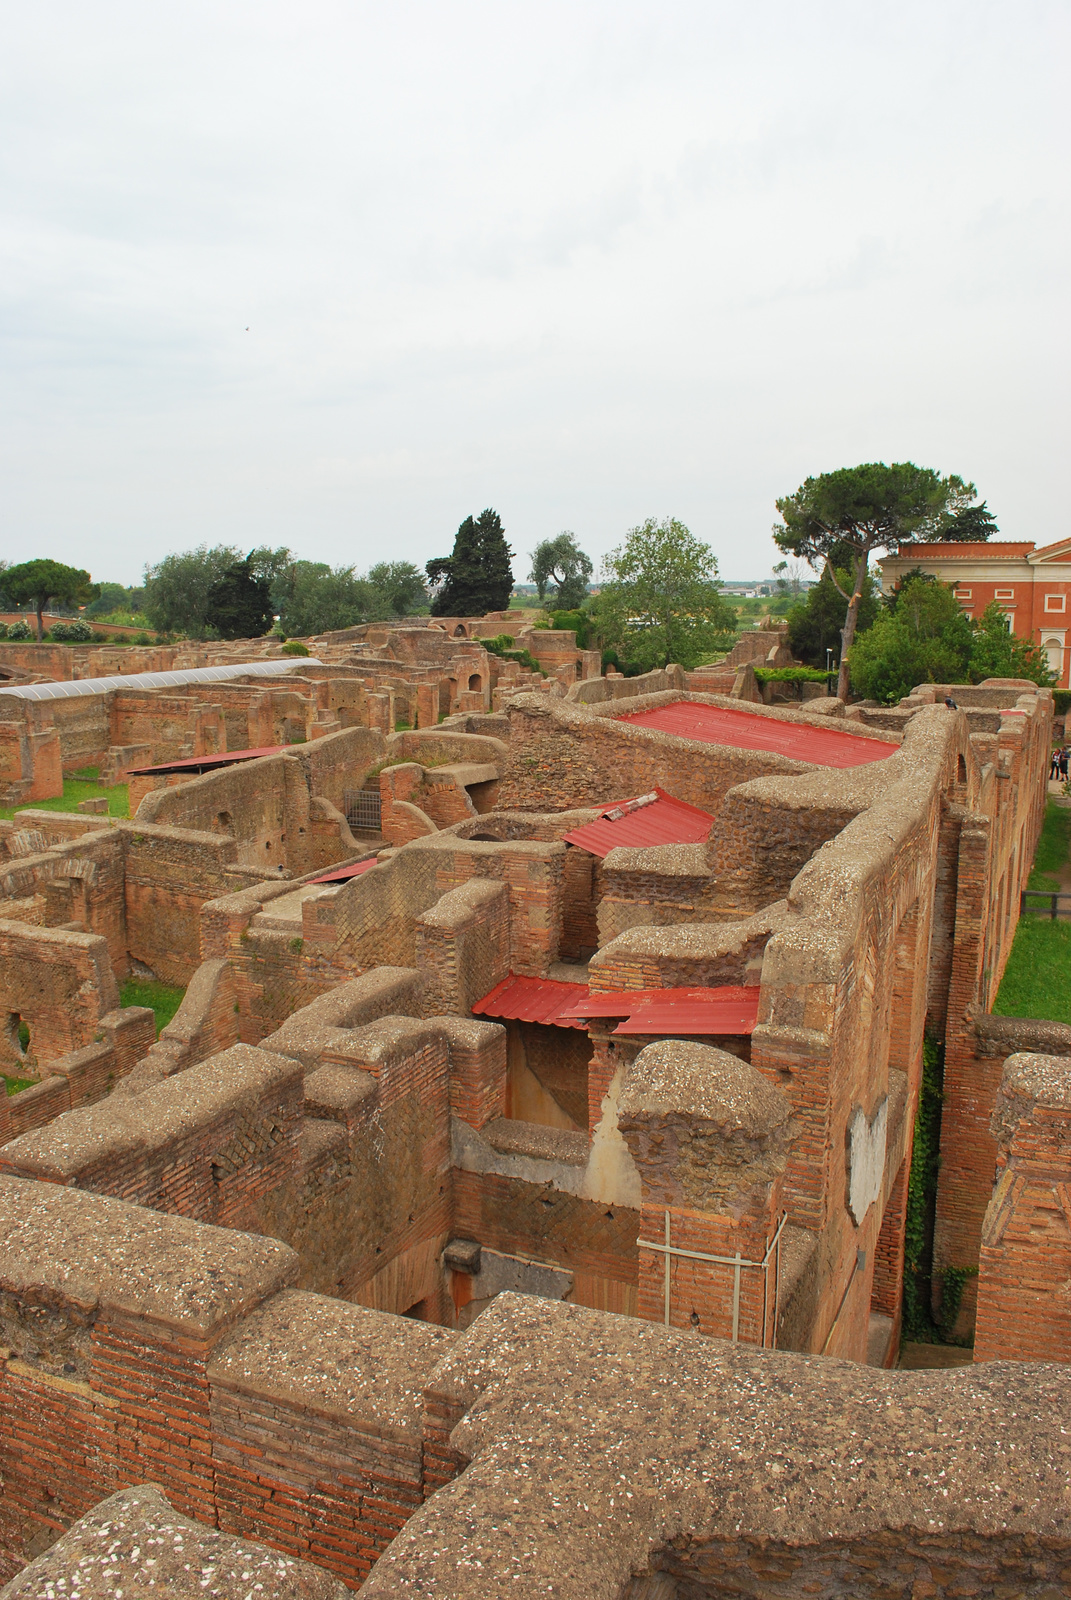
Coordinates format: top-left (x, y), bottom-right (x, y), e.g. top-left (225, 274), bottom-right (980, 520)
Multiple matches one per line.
top-left (0, 659), bottom-right (324, 701)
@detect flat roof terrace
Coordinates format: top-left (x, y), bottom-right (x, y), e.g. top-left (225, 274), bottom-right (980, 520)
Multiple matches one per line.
top-left (615, 701), bottom-right (896, 768)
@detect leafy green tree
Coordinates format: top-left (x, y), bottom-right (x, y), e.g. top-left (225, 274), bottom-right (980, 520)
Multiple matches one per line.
top-left (366, 562), bottom-right (428, 617)
top-left (279, 563), bottom-right (377, 636)
top-left (85, 582), bottom-right (131, 618)
top-left (774, 462), bottom-right (976, 699)
top-left (787, 564), bottom-right (880, 668)
top-left (428, 509), bottom-right (515, 616)
top-left (595, 517), bottom-right (737, 672)
top-left (143, 545), bottom-right (242, 637)
top-left (529, 533), bottom-right (593, 609)
top-left (848, 576), bottom-right (973, 703)
top-left (969, 602), bottom-right (1056, 685)
top-left (943, 499), bottom-right (998, 541)
top-left (4, 559), bottom-right (98, 640)
top-left (204, 553), bottom-right (274, 640)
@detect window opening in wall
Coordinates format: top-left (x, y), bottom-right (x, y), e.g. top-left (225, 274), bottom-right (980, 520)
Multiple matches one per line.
top-left (344, 789), bottom-right (382, 832)
top-left (217, 810), bottom-right (233, 832)
top-left (468, 674), bottom-right (481, 691)
top-left (7, 1012), bottom-right (29, 1058)
top-left (957, 755), bottom-right (967, 784)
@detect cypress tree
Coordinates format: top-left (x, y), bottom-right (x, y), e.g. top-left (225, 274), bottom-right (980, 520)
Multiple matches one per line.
top-left (427, 508), bottom-right (515, 616)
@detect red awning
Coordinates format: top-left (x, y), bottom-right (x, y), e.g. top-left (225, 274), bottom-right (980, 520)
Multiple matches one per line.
top-left (125, 745), bottom-right (284, 776)
top-left (306, 858), bottom-right (378, 885)
top-left (562, 786), bottom-right (713, 858)
top-left (564, 984), bottom-right (761, 1036)
top-left (615, 702), bottom-right (894, 769)
top-left (472, 974), bottom-right (591, 1030)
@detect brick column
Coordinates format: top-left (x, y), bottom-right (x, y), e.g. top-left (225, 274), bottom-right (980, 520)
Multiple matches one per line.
top-left (975, 1053), bottom-right (1071, 1364)
top-left (618, 1041), bottom-right (790, 1343)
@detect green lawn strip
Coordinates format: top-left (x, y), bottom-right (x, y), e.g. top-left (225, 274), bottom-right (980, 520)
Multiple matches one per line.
top-left (993, 917), bottom-right (1071, 1027)
top-left (120, 978), bottom-right (186, 1036)
top-left (0, 769), bottom-right (129, 823)
top-left (1027, 798), bottom-right (1071, 891)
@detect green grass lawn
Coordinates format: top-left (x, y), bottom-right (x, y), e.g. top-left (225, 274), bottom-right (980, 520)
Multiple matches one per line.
top-left (0, 767), bottom-right (128, 823)
top-left (993, 919), bottom-right (1071, 1026)
top-left (993, 800), bottom-right (1071, 1025)
top-left (120, 978), bottom-right (186, 1036)
top-left (1027, 797), bottom-right (1071, 891)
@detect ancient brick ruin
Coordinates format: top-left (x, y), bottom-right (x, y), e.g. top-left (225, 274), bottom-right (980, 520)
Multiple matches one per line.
top-left (0, 632), bottom-right (1069, 1598)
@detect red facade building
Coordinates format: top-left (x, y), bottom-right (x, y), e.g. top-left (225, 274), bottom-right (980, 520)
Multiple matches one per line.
top-left (879, 539), bottom-right (1071, 688)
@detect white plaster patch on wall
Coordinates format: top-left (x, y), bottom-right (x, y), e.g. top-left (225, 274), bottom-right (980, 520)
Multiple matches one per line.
top-left (582, 1062), bottom-right (642, 1209)
top-left (848, 1096), bottom-right (888, 1225)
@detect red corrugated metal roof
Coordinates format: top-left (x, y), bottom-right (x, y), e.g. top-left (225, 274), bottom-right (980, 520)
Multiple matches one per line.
top-left (562, 786), bottom-right (713, 858)
top-left (615, 702), bottom-right (894, 769)
top-left (306, 858), bottom-right (378, 885)
top-left (125, 745), bottom-right (284, 776)
top-left (472, 974), bottom-right (590, 1030)
top-left (565, 985), bottom-right (761, 1036)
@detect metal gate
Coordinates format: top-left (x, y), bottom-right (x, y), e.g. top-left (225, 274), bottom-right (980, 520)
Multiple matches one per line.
top-left (344, 789), bottom-right (382, 832)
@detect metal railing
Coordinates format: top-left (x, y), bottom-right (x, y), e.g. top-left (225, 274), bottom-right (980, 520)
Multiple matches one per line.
top-left (637, 1209), bottom-right (787, 1348)
top-left (1020, 888), bottom-right (1071, 920)
top-left (344, 789), bottom-right (382, 832)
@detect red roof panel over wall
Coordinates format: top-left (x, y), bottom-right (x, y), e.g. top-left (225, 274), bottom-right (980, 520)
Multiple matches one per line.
top-left (562, 786), bottom-right (714, 857)
top-left (306, 859), bottom-right (378, 885)
top-left (125, 745), bottom-right (284, 776)
top-left (566, 985), bottom-right (761, 1036)
top-left (615, 702), bottom-right (894, 769)
top-left (472, 974), bottom-right (590, 1030)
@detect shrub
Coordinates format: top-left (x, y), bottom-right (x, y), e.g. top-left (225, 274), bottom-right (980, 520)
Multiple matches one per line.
top-left (281, 640), bottom-right (310, 656)
top-left (1051, 689), bottom-right (1070, 716)
top-left (753, 666), bottom-right (835, 683)
top-left (134, 632), bottom-right (151, 646)
top-left (0, 623), bottom-right (8, 639)
top-left (7, 619), bottom-right (32, 640)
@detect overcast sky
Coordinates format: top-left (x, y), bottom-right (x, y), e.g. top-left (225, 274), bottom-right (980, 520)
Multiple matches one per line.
top-left (1, 1), bottom-right (1067, 587)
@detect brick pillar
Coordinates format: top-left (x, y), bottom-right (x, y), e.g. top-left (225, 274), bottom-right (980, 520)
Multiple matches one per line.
top-left (618, 1041), bottom-right (790, 1343)
top-left (416, 684), bottom-right (438, 729)
top-left (367, 693), bottom-right (392, 734)
top-left (975, 1053), bottom-right (1071, 1364)
top-left (870, 1157), bottom-right (909, 1325)
top-left (932, 808), bottom-right (994, 1336)
top-left (439, 1017), bottom-right (507, 1129)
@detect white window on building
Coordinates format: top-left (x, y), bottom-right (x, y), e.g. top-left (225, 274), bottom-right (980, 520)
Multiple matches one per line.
top-left (994, 587), bottom-right (1015, 600)
top-left (1042, 633), bottom-right (1066, 679)
top-left (1044, 593), bottom-right (1067, 613)
top-left (955, 588), bottom-right (972, 599)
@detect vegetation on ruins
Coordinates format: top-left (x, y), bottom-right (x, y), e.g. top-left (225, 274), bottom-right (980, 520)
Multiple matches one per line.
top-left (427, 509), bottom-right (515, 617)
top-left (0, 767), bottom-right (128, 823)
top-left (204, 554), bottom-right (275, 640)
top-left (594, 517), bottom-right (737, 672)
top-left (120, 977), bottom-right (185, 1036)
top-left (773, 462), bottom-right (984, 699)
top-left (529, 533), bottom-right (593, 609)
top-left (3, 559), bottom-right (99, 641)
top-left (848, 575), bottom-right (1056, 703)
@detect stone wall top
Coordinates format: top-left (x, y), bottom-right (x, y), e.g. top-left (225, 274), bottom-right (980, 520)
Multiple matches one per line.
top-left (0, 1175), bottom-right (296, 1338)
